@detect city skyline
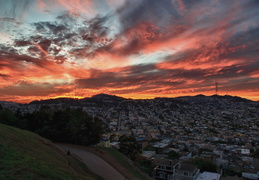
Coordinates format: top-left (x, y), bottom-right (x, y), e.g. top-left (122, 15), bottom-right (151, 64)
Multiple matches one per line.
top-left (0, 0), bottom-right (259, 103)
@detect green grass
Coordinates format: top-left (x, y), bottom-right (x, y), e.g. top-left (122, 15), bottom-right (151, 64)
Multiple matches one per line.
top-left (0, 123), bottom-right (99, 180)
top-left (100, 147), bottom-right (148, 179)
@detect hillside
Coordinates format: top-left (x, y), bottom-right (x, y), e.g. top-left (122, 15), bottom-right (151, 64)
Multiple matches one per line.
top-left (0, 123), bottom-right (100, 180)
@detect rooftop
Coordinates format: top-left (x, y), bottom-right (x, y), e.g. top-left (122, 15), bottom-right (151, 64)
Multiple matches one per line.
top-left (159, 159), bottom-right (178, 167)
top-left (176, 163), bottom-right (197, 171)
top-left (196, 172), bottom-right (221, 180)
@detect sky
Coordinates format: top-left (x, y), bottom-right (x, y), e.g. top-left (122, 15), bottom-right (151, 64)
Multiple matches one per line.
top-left (0, 0), bottom-right (259, 103)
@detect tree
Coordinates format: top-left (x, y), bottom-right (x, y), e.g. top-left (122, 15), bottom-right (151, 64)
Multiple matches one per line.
top-left (119, 135), bottom-right (136, 142)
top-left (119, 142), bottom-right (141, 160)
top-left (190, 158), bottom-right (217, 173)
top-left (0, 106), bottom-right (105, 146)
top-left (168, 150), bottom-right (180, 159)
top-left (0, 109), bottom-right (18, 126)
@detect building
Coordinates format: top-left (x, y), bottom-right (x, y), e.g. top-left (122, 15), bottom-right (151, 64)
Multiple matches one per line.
top-left (242, 172), bottom-right (259, 180)
top-left (196, 172), bottom-right (221, 180)
top-left (155, 160), bottom-right (201, 180)
top-left (155, 160), bottom-right (178, 179)
top-left (97, 137), bottom-right (110, 147)
top-left (173, 163), bottom-right (200, 180)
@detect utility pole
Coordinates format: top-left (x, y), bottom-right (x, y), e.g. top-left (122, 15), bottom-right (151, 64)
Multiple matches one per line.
top-left (215, 80), bottom-right (218, 95)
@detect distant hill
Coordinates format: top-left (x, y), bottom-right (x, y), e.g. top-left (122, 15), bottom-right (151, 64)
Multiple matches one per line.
top-left (91, 93), bottom-right (125, 100)
top-left (0, 123), bottom-right (100, 180)
top-left (27, 93), bottom-right (253, 105)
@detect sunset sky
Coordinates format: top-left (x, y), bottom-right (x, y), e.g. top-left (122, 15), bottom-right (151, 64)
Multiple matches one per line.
top-left (0, 0), bottom-right (259, 103)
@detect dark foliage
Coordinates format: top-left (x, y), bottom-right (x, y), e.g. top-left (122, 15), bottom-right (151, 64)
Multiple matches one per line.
top-left (0, 107), bottom-right (104, 146)
top-left (118, 136), bottom-right (141, 161)
top-left (190, 158), bottom-right (217, 173)
top-left (119, 135), bottom-right (136, 142)
top-left (119, 142), bottom-right (141, 161)
top-left (167, 150), bottom-right (180, 159)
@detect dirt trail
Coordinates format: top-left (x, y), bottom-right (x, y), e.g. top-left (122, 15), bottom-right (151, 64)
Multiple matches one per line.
top-left (55, 143), bottom-right (152, 180)
top-left (56, 143), bottom-right (126, 180)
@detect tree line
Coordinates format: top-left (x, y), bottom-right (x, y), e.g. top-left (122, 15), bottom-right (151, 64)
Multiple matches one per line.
top-left (0, 105), bottom-right (104, 145)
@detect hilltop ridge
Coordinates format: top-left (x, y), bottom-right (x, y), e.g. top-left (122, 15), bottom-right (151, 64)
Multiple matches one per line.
top-left (25, 93), bottom-right (253, 105)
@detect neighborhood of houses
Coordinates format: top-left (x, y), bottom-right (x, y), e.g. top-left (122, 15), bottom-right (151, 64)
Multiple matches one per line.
top-left (1, 94), bottom-right (259, 179)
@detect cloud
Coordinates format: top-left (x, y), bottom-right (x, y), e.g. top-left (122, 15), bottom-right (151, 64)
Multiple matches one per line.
top-left (0, 0), bottom-right (33, 27)
top-left (0, 80), bottom-right (72, 96)
top-left (0, 0), bottom-right (259, 102)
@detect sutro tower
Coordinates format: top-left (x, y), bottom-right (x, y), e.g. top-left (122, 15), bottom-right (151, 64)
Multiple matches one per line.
top-left (215, 80), bottom-right (218, 95)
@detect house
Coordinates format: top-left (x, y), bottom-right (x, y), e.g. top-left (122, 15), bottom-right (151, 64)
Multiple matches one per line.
top-left (153, 139), bottom-right (172, 153)
top-left (154, 160), bottom-right (178, 179)
top-left (97, 137), bottom-right (110, 147)
top-left (136, 137), bottom-right (149, 149)
top-left (173, 163), bottom-right (200, 180)
top-left (155, 160), bottom-right (201, 180)
top-left (240, 149), bottom-right (250, 155)
top-left (242, 172), bottom-right (259, 180)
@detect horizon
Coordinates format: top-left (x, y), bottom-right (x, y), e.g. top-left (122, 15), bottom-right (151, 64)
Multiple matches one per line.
top-left (0, 0), bottom-right (259, 103)
top-left (3, 93), bottom-right (257, 104)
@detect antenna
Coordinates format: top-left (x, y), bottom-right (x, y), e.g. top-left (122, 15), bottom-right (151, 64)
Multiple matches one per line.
top-left (215, 80), bottom-right (218, 95)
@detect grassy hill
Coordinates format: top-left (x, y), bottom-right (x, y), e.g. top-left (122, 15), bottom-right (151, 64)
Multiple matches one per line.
top-left (0, 123), bottom-right (101, 180)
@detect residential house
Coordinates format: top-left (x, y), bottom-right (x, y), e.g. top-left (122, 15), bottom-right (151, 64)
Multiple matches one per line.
top-left (154, 160), bottom-right (178, 179)
top-left (173, 163), bottom-right (200, 180)
top-left (98, 137), bottom-right (110, 147)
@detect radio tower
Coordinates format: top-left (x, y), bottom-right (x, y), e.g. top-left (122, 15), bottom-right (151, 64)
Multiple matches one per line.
top-left (215, 80), bottom-right (218, 95)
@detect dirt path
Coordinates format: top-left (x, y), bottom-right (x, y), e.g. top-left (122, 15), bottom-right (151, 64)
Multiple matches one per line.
top-left (56, 143), bottom-right (126, 180)
top-left (55, 143), bottom-right (152, 180)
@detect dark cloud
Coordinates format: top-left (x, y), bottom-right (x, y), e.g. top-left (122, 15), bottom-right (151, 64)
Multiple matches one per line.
top-left (14, 40), bottom-right (33, 47)
top-left (0, 17), bottom-right (16, 23)
top-left (0, 11), bottom-right (114, 68)
top-left (74, 63), bottom-right (211, 90)
top-left (74, 53), bottom-right (259, 93)
top-left (0, 81), bottom-right (71, 96)
top-left (33, 21), bottom-right (68, 35)
top-left (221, 78), bottom-right (259, 92)
top-left (87, 15), bottom-right (111, 37)
top-left (0, 45), bottom-right (49, 68)
top-left (75, 64), bottom-right (163, 88)
top-left (117, 0), bottom-right (181, 30)
top-left (0, 73), bottom-right (10, 80)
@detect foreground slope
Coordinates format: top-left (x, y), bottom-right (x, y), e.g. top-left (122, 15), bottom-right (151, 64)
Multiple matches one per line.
top-left (0, 123), bottom-right (98, 180)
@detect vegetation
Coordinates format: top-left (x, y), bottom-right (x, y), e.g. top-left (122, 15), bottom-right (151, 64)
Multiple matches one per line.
top-left (144, 145), bottom-right (156, 151)
top-left (167, 150), bottom-right (180, 159)
top-left (0, 106), bottom-right (105, 146)
top-left (99, 147), bottom-right (148, 179)
top-left (135, 156), bottom-right (156, 176)
top-left (117, 135), bottom-right (155, 176)
top-left (189, 158), bottom-right (217, 173)
top-left (118, 135), bottom-right (141, 161)
top-left (223, 168), bottom-right (241, 177)
top-left (253, 149), bottom-right (259, 158)
top-left (0, 123), bottom-right (100, 180)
